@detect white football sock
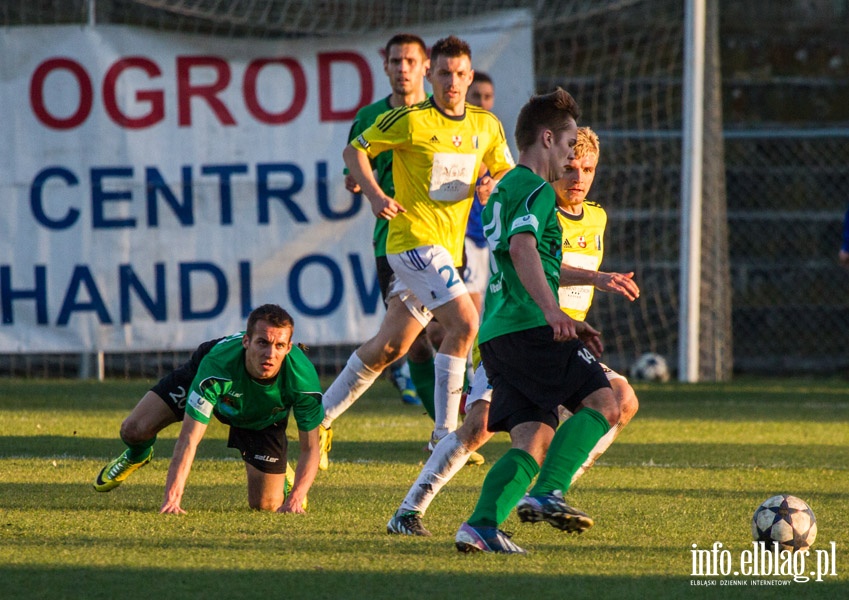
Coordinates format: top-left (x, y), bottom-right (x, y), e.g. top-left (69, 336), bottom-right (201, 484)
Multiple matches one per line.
top-left (570, 421), bottom-right (623, 484)
top-left (321, 351), bottom-right (381, 428)
top-left (398, 431), bottom-right (470, 515)
top-left (432, 353), bottom-right (466, 441)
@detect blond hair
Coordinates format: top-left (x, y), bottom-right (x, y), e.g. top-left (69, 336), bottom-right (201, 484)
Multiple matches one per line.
top-left (574, 127), bottom-right (600, 160)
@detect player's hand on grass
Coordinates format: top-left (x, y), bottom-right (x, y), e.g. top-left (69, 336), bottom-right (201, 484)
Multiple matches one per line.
top-left (160, 498), bottom-right (187, 515)
top-left (595, 271), bottom-right (640, 301)
top-left (278, 495), bottom-right (307, 515)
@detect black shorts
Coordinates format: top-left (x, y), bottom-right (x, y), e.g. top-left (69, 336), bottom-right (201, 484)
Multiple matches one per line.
top-left (480, 326), bottom-right (611, 433)
top-left (376, 255), bottom-right (395, 306)
top-left (227, 419), bottom-right (289, 474)
top-left (150, 338), bottom-right (223, 420)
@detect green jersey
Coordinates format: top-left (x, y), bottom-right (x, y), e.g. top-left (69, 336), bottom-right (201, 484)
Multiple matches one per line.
top-left (185, 334), bottom-right (324, 431)
top-left (347, 95), bottom-right (395, 257)
top-left (478, 165), bottom-right (563, 344)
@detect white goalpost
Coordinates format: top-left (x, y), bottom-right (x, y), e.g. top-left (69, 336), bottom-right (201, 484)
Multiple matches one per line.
top-left (679, 0), bottom-right (706, 382)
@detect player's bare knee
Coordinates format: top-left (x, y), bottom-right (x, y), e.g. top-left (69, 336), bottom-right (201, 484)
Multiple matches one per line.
top-left (249, 499), bottom-right (279, 512)
top-left (465, 428), bottom-right (492, 451)
top-left (380, 343), bottom-right (405, 365)
top-left (619, 387), bottom-right (639, 425)
top-left (359, 338), bottom-right (403, 371)
top-left (457, 407), bottom-right (491, 450)
top-left (458, 313), bottom-right (479, 342)
top-left (611, 378), bottom-right (638, 424)
top-left (586, 388), bottom-right (620, 426)
top-left (119, 418), bottom-right (150, 446)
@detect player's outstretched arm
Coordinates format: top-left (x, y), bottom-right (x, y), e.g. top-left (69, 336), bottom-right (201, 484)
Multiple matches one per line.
top-left (509, 232), bottom-right (578, 342)
top-left (560, 265), bottom-right (640, 301)
top-left (279, 427), bottom-right (320, 514)
top-left (594, 271), bottom-right (640, 301)
top-left (342, 144), bottom-right (404, 219)
top-left (160, 417), bottom-right (207, 515)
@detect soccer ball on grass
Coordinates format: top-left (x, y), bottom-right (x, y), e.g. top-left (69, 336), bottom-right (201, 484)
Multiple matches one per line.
top-left (751, 494), bottom-right (817, 552)
top-left (629, 352), bottom-right (671, 382)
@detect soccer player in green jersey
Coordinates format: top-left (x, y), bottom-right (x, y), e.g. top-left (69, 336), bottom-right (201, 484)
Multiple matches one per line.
top-left (322, 36), bottom-right (514, 467)
top-left (93, 304), bottom-right (324, 515)
top-left (453, 90), bottom-right (621, 554)
top-left (387, 126), bottom-right (640, 537)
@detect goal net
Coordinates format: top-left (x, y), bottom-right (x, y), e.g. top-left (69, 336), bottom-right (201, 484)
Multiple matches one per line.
top-left (3, 0), bottom-right (737, 380)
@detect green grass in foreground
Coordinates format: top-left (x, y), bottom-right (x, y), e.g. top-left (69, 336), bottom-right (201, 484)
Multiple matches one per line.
top-left (0, 376), bottom-right (847, 599)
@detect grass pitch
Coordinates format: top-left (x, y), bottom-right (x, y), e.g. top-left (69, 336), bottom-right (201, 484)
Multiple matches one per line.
top-left (0, 376), bottom-right (847, 599)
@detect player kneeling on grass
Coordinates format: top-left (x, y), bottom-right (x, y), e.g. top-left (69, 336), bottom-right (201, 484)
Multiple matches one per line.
top-left (387, 126), bottom-right (640, 538)
top-left (93, 304), bottom-right (323, 514)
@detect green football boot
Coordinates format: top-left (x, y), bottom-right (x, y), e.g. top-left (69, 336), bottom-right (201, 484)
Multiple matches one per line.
top-left (93, 448), bottom-right (153, 492)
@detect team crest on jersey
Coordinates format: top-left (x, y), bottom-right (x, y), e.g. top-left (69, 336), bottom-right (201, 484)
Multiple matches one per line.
top-left (452, 135), bottom-right (462, 147)
top-left (472, 135), bottom-right (479, 149)
top-left (595, 235), bottom-right (602, 250)
top-left (578, 235), bottom-right (587, 248)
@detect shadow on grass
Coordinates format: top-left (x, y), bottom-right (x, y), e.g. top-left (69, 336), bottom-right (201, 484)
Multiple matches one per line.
top-left (0, 566), bottom-right (840, 600)
top-left (0, 435), bottom-right (232, 460)
top-left (3, 436), bottom-right (849, 471)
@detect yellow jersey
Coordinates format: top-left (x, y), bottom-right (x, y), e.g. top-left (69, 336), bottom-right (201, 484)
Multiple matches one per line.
top-left (351, 97), bottom-right (514, 265)
top-left (557, 200), bottom-right (607, 321)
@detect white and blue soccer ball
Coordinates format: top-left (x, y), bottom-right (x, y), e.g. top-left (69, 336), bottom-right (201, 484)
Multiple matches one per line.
top-left (629, 352), bottom-right (670, 382)
top-left (752, 494), bottom-right (817, 552)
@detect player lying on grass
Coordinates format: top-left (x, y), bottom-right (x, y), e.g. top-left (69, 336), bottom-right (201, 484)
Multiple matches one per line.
top-left (387, 126), bottom-right (640, 537)
top-left (93, 304), bottom-right (323, 514)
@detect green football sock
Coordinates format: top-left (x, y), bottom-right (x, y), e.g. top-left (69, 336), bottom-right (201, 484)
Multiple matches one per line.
top-left (467, 448), bottom-right (540, 528)
top-left (407, 357), bottom-right (435, 421)
top-left (121, 435), bottom-right (156, 462)
top-left (530, 407), bottom-right (610, 496)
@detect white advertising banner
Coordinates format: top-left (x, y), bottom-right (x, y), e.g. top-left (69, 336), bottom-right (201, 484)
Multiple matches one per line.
top-left (0, 11), bottom-right (534, 352)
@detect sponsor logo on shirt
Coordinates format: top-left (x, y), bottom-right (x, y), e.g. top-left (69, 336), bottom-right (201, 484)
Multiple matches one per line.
top-left (511, 214), bottom-right (539, 232)
top-left (187, 390), bottom-right (214, 418)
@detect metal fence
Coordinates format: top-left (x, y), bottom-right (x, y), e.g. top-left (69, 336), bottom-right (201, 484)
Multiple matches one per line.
top-left (2, 0), bottom-right (849, 378)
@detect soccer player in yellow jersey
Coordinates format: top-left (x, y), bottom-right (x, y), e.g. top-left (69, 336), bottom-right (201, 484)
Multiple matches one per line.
top-left (320, 36), bottom-right (514, 468)
top-left (388, 127), bottom-right (640, 538)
